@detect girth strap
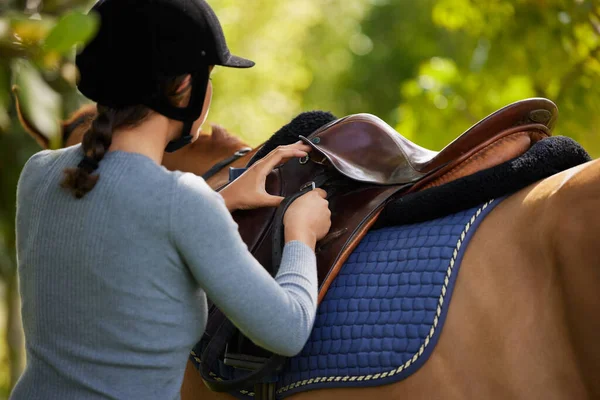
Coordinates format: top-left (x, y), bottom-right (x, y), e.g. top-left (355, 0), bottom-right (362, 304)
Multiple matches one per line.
top-left (199, 174), bottom-right (328, 394)
top-left (271, 174), bottom-right (330, 275)
top-left (199, 317), bottom-right (286, 393)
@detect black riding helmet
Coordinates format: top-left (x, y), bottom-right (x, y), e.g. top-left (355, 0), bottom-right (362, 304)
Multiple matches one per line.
top-left (76, 0), bottom-right (254, 152)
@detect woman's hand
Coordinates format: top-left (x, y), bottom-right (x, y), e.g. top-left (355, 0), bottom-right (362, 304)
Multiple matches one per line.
top-left (283, 188), bottom-right (331, 250)
top-left (219, 142), bottom-right (311, 211)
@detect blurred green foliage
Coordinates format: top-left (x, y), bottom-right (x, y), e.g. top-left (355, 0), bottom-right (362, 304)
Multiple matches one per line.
top-left (0, 0), bottom-right (599, 396)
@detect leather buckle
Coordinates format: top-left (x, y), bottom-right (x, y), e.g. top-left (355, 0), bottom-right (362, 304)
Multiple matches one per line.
top-left (224, 343), bottom-right (271, 371)
top-left (300, 181), bottom-right (316, 191)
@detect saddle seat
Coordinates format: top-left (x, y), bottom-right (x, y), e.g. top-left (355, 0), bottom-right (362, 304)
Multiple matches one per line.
top-left (300, 98), bottom-right (556, 185)
top-left (198, 98), bottom-right (558, 397)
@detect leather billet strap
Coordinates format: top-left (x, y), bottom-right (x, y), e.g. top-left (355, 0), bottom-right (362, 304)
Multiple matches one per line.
top-left (202, 147), bottom-right (252, 181)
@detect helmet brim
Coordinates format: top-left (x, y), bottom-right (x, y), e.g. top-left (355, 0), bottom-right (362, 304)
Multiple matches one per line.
top-left (220, 54), bottom-right (255, 68)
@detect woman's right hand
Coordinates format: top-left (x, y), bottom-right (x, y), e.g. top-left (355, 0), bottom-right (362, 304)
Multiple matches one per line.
top-left (283, 188), bottom-right (332, 250)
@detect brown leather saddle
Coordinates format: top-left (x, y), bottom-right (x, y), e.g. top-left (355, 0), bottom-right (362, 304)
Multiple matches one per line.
top-left (199, 98), bottom-right (556, 396)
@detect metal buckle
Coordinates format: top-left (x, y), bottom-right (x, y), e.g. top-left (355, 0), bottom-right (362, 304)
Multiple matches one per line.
top-left (223, 343), bottom-right (270, 371)
top-left (298, 155), bottom-right (310, 165)
top-left (300, 181), bottom-right (316, 191)
top-left (234, 147), bottom-right (252, 157)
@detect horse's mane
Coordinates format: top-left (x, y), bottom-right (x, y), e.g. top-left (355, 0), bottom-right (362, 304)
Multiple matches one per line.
top-left (207, 123), bottom-right (246, 146)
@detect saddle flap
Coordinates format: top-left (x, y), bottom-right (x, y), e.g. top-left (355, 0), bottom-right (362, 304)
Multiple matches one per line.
top-left (232, 169), bottom-right (282, 257)
top-left (300, 114), bottom-right (438, 186)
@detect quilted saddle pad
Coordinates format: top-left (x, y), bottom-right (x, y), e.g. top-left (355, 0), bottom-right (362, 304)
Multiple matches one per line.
top-left (190, 198), bottom-right (503, 398)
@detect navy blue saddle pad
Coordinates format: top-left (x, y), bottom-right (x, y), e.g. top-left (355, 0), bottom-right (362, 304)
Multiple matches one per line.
top-left (190, 198), bottom-right (502, 398)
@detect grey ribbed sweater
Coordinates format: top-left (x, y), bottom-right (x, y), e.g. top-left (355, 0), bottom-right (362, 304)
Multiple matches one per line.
top-left (10, 145), bottom-right (318, 400)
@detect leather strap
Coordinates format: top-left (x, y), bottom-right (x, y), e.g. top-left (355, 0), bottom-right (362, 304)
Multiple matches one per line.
top-left (199, 173), bottom-right (331, 393)
top-left (199, 318), bottom-right (286, 392)
top-left (271, 174), bottom-right (330, 276)
top-left (161, 70), bottom-right (210, 153)
top-left (254, 382), bottom-right (277, 400)
top-left (201, 147), bottom-right (252, 180)
top-left (165, 119), bottom-right (194, 153)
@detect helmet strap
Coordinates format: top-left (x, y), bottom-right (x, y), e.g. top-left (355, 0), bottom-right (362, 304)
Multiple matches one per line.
top-left (164, 119), bottom-right (195, 152)
top-left (144, 69), bottom-right (210, 153)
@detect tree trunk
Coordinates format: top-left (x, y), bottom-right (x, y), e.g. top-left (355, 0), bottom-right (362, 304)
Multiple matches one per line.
top-left (6, 271), bottom-right (24, 390)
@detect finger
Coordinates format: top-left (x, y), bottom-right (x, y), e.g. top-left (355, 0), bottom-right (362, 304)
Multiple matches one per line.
top-left (259, 147), bottom-right (309, 172)
top-left (312, 188), bottom-right (328, 199)
top-left (289, 141), bottom-right (313, 152)
top-left (264, 143), bottom-right (312, 159)
top-left (261, 194), bottom-right (285, 207)
top-left (259, 144), bottom-right (312, 169)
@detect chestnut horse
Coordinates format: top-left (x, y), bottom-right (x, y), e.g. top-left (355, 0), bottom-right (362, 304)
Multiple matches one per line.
top-left (16, 102), bottom-right (600, 399)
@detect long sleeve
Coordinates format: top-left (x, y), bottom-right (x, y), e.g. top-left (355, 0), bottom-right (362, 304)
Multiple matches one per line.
top-left (169, 172), bottom-right (318, 357)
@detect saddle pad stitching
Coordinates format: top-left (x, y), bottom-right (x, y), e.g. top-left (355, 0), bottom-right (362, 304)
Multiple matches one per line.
top-left (273, 199), bottom-right (495, 396)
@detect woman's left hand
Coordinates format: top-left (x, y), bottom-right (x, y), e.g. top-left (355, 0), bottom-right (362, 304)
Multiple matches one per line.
top-left (219, 142), bottom-right (312, 211)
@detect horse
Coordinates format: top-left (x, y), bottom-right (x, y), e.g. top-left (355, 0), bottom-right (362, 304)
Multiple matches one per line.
top-left (16, 100), bottom-right (600, 399)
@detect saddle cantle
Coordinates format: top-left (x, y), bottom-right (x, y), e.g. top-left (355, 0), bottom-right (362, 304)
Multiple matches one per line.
top-left (198, 98), bottom-right (556, 397)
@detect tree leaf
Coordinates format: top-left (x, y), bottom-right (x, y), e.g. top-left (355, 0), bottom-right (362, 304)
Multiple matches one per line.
top-left (42, 11), bottom-right (99, 56)
top-left (0, 63), bottom-right (10, 133)
top-left (10, 15), bottom-right (56, 44)
top-left (11, 59), bottom-right (62, 149)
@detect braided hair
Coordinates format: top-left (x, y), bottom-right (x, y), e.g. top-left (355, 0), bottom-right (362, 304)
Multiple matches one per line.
top-left (61, 105), bottom-right (150, 198)
top-left (61, 75), bottom-right (191, 199)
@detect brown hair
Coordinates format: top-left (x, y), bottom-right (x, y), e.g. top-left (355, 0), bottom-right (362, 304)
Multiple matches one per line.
top-left (61, 75), bottom-right (192, 199)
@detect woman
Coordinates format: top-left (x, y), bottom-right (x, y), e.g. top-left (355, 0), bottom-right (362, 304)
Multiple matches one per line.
top-left (10, 0), bottom-right (331, 399)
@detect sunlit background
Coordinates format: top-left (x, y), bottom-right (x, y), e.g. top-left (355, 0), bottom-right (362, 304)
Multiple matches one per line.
top-left (0, 0), bottom-right (598, 397)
